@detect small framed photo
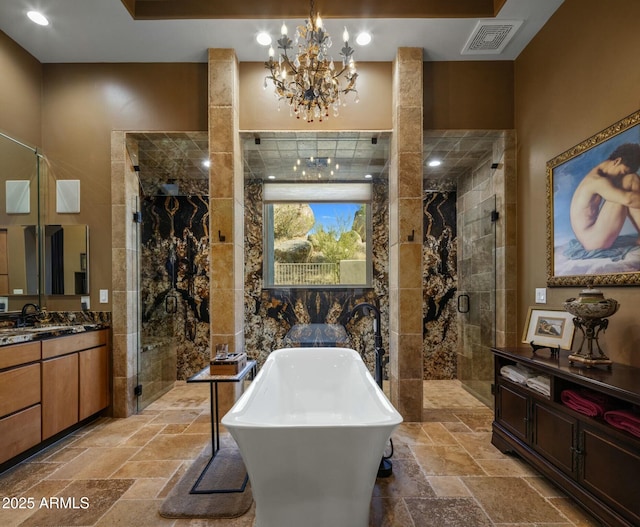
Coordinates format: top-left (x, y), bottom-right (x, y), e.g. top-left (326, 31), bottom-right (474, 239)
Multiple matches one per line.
top-left (522, 307), bottom-right (575, 350)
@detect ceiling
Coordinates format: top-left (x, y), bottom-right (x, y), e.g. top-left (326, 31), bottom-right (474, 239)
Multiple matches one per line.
top-left (4, 1), bottom-right (554, 191)
top-left (0, 0), bottom-right (563, 63)
top-left (127, 131), bottom-right (500, 196)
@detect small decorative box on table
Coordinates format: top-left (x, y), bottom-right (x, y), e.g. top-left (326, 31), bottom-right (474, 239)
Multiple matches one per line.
top-left (210, 352), bottom-right (247, 375)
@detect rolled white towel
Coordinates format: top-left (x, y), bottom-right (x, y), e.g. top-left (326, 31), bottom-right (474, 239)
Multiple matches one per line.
top-left (500, 364), bottom-right (536, 384)
top-left (526, 375), bottom-right (551, 397)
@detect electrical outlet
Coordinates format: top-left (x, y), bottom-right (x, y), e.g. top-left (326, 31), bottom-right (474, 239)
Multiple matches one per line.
top-left (0, 296), bottom-right (7, 312)
top-left (99, 289), bottom-right (109, 303)
top-left (535, 287), bottom-right (547, 304)
top-left (81, 296), bottom-right (90, 310)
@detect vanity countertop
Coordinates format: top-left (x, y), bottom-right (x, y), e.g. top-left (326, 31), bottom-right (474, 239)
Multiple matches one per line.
top-left (0, 323), bottom-right (109, 347)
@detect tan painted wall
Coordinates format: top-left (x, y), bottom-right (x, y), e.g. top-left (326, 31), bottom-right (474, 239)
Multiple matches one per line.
top-left (239, 62), bottom-right (393, 131)
top-left (40, 63), bottom-right (208, 310)
top-left (0, 31), bottom-right (42, 147)
top-left (515, 0), bottom-right (640, 366)
top-left (424, 61), bottom-right (514, 130)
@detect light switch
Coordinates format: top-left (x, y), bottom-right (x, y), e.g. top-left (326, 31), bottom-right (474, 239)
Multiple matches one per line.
top-left (99, 289), bottom-right (108, 303)
top-left (535, 287), bottom-right (547, 304)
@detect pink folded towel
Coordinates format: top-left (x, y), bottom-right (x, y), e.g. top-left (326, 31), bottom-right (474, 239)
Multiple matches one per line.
top-left (560, 389), bottom-right (613, 417)
top-left (604, 410), bottom-right (640, 438)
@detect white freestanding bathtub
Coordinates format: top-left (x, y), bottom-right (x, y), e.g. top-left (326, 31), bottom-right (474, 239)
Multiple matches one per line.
top-left (221, 347), bottom-right (402, 527)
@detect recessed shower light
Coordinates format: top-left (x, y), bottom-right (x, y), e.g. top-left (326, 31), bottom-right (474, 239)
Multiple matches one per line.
top-left (356, 32), bottom-right (372, 46)
top-left (428, 159), bottom-right (442, 167)
top-left (202, 159), bottom-right (211, 168)
top-left (27, 10), bottom-right (49, 26)
top-left (256, 32), bottom-right (272, 46)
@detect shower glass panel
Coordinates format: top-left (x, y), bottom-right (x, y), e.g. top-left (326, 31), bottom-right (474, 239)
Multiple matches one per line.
top-left (457, 193), bottom-right (496, 406)
top-left (130, 132), bottom-right (210, 412)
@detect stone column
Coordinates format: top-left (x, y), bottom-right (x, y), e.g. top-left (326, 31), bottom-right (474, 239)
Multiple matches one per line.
top-left (389, 48), bottom-right (424, 421)
top-left (208, 49), bottom-right (244, 412)
top-left (110, 130), bottom-right (139, 417)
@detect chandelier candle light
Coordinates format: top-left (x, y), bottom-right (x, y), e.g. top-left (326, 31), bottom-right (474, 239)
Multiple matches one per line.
top-left (264, 0), bottom-right (358, 122)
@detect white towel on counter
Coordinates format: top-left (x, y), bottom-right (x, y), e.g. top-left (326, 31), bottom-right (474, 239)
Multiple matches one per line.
top-left (526, 375), bottom-right (551, 397)
top-left (500, 364), bottom-right (536, 384)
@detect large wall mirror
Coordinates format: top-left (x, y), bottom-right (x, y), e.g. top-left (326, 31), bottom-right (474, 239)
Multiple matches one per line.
top-left (1, 131), bottom-right (90, 305)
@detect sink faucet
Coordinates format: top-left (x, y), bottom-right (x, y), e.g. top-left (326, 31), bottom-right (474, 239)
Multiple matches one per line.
top-left (347, 302), bottom-right (384, 388)
top-left (18, 303), bottom-right (40, 327)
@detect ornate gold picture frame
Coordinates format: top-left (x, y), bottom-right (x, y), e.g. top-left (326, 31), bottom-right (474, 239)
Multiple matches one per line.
top-left (546, 110), bottom-right (640, 286)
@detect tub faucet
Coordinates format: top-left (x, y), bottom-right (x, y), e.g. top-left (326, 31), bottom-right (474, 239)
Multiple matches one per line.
top-left (347, 301), bottom-right (394, 478)
top-left (347, 302), bottom-right (384, 389)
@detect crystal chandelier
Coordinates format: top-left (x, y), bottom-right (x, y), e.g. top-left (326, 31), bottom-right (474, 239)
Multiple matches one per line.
top-left (264, 0), bottom-right (358, 123)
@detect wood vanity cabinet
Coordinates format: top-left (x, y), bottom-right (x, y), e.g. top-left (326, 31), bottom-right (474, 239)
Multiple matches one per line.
top-left (0, 341), bottom-right (42, 464)
top-left (0, 329), bottom-right (110, 469)
top-left (42, 329), bottom-right (110, 439)
top-left (491, 347), bottom-right (640, 527)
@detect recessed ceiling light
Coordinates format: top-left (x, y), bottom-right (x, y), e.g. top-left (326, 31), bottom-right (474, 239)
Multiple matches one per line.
top-left (364, 174), bottom-right (373, 179)
top-left (256, 32), bottom-right (272, 46)
top-left (428, 160), bottom-right (442, 167)
top-left (202, 159), bottom-right (210, 168)
top-left (268, 175), bottom-right (276, 180)
top-left (27, 10), bottom-right (49, 26)
top-left (356, 32), bottom-right (372, 46)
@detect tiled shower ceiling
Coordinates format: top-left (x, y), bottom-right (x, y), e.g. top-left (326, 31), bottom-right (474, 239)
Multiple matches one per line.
top-left (129, 130), bottom-right (499, 195)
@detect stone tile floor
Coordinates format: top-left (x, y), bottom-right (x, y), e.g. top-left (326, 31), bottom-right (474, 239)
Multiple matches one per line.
top-left (0, 380), bottom-right (600, 526)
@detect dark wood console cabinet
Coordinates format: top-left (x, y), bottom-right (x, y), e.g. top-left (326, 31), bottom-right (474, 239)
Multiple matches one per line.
top-left (491, 347), bottom-right (640, 527)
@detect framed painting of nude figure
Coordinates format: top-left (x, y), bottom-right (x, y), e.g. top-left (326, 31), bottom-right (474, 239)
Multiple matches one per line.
top-left (547, 110), bottom-right (640, 286)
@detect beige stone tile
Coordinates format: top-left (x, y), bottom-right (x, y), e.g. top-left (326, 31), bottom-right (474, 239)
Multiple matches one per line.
top-left (111, 460), bottom-right (183, 479)
top-left (121, 424), bottom-right (165, 447)
top-left (427, 476), bottom-right (471, 497)
top-left (453, 431), bottom-right (505, 460)
top-left (121, 478), bottom-right (168, 499)
top-left (131, 434), bottom-right (209, 462)
top-left (369, 497), bottom-right (415, 527)
top-left (96, 498), bottom-right (176, 526)
top-left (372, 458), bottom-right (434, 498)
top-left (412, 444), bottom-right (485, 476)
top-left (548, 497), bottom-right (602, 526)
top-left (475, 457), bottom-right (539, 477)
top-left (420, 422), bottom-right (458, 445)
top-left (462, 476), bottom-right (567, 524)
top-left (46, 447), bottom-right (139, 480)
top-left (524, 476), bottom-right (567, 498)
top-left (19, 479), bottom-right (134, 527)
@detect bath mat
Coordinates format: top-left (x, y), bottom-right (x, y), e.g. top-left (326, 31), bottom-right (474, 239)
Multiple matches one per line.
top-left (159, 445), bottom-right (253, 519)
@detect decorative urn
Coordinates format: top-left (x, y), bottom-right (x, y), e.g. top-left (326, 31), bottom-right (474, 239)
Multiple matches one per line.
top-left (563, 285), bottom-right (619, 367)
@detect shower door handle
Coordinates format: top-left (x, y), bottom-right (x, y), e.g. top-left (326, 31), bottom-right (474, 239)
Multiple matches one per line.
top-left (457, 294), bottom-right (470, 313)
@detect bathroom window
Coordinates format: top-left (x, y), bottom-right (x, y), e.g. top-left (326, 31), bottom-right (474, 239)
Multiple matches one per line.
top-left (263, 183), bottom-right (372, 288)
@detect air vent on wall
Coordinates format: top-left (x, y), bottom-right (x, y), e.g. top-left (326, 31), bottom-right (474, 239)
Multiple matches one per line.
top-left (461, 20), bottom-right (523, 55)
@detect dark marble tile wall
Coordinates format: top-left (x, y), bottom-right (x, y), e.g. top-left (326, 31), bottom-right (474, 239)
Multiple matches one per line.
top-left (244, 179), bottom-right (389, 375)
top-left (422, 189), bottom-right (458, 379)
top-left (140, 195), bottom-right (210, 381)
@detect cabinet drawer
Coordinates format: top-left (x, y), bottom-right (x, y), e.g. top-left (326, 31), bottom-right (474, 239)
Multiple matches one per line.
top-left (0, 405), bottom-right (41, 464)
top-left (42, 329), bottom-right (108, 359)
top-left (0, 363), bottom-right (41, 417)
top-left (0, 340), bottom-right (41, 370)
